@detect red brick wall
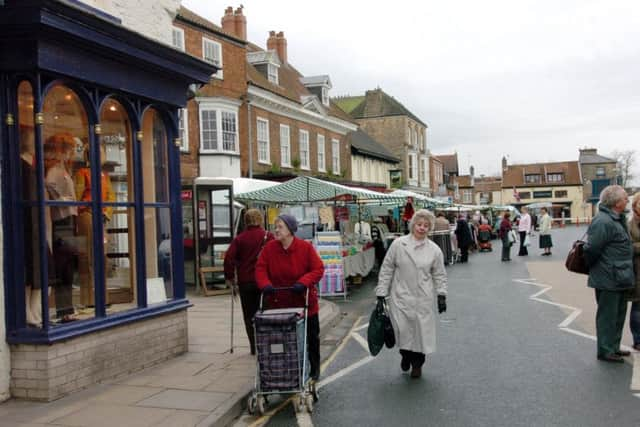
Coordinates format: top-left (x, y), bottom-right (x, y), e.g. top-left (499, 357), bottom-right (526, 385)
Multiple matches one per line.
top-left (246, 105), bottom-right (351, 180)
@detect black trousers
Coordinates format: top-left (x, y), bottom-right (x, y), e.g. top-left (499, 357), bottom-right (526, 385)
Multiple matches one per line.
top-left (400, 349), bottom-right (425, 368)
top-left (238, 283), bottom-right (260, 355)
top-left (460, 245), bottom-right (469, 262)
top-left (307, 314), bottom-right (320, 380)
top-left (518, 231), bottom-right (528, 255)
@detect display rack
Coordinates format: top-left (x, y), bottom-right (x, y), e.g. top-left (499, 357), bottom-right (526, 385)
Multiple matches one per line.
top-left (314, 231), bottom-right (347, 299)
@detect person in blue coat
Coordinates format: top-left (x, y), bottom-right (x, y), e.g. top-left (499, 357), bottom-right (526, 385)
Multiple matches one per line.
top-left (584, 185), bottom-right (634, 363)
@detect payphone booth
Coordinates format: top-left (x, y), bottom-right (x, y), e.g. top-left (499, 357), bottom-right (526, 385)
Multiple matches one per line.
top-left (182, 178), bottom-right (235, 295)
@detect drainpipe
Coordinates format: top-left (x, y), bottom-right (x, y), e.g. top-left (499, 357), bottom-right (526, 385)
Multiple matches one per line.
top-left (247, 99), bottom-right (253, 178)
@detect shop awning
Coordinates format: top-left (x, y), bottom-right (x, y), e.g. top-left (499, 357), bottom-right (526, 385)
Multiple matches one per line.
top-left (234, 176), bottom-right (406, 204)
top-left (389, 189), bottom-right (449, 208)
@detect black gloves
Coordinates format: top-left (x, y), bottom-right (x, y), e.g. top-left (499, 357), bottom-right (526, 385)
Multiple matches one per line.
top-left (437, 295), bottom-right (447, 314)
top-left (377, 296), bottom-right (386, 303)
top-left (292, 283), bottom-right (306, 294)
top-left (262, 285), bottom-right (275, 295)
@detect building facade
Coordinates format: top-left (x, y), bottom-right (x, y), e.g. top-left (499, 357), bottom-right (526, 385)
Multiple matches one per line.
top-left (334, 89), bottom-right (430, 193)
top-left (347, 129), bottom-right (400, 189)
top-left (501, 160), bottom-right (587, 221)
top-left (578, 148), bottom-right (618, 215)
top-left (0, 0), bottom-right (213, 400)
top-left (474, 176), bottom-right (502, 205)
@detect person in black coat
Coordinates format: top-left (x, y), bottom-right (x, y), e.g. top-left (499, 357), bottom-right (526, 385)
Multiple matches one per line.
top-left (455, 215), bottom-right (473, 263)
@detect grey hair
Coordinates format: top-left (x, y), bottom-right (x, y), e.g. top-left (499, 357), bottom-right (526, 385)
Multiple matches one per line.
top-left (599, 185), bottom-right (627, 208)
top-left (409, 209), bottom-right (435, 234)
top-left (632, 192), bottom-right (640, 209)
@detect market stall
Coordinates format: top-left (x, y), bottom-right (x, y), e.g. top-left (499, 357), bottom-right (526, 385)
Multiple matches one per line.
top-left (235, 176), bottom-right (407, 297)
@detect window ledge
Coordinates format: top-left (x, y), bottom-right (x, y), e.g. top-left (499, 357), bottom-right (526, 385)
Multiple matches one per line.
top-left (7, 299), bottom-right (192, 344)
top-left (200, 151), bottom-right (240, 157)
top-left (258, 160), bottom-right (271, 165)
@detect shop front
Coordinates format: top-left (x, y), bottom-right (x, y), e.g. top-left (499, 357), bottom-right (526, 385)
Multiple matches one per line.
top-left (0, 0), bottom-right (214, 400)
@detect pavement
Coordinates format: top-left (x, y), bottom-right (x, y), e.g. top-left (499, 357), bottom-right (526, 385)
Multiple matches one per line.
top-left (0, 291), bottom-right (343, 427)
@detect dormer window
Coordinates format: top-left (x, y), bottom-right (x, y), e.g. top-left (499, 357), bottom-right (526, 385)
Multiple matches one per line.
top-left (300, 75), bottom-right (332, 108)
top-left (524, 174), bottom-right (541, 184)
top-left (321, 87), bottom-right (329, 106)
top-left (267, 63), bottom-right (279, 84)
top-left (546, 173), bottom-right (564, 183)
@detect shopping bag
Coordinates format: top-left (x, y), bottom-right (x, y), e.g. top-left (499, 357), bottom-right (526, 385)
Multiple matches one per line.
top-left (508, 229), bottom-right (516, 244)
top-left (523, 234), bottom-right (531, 247)
top-left (565, 238), bottom-right (588, 274)
top-left (367, 299), bottom-right (386, 356)
top-left (382, 301), bottom-right (395, 349)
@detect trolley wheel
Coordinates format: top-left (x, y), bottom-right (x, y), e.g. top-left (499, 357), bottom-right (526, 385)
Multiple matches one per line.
top-left (256, 395), bottom-right (266, 415)
top-left (294, 394), bottom-right (305, 413)
top-left (247, 395), bottom-right (257, 415)
top-left (305, 394), bottom-right (314, 413)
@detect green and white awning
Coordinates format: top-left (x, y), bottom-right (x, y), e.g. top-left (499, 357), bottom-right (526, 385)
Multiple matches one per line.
top-left (235, 176), bottom-right (406, 204)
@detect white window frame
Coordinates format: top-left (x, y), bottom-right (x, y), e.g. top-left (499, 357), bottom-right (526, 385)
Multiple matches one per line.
top-left (321, 87), bottom-right (329, 106)
top-left (178, 108), bottom-right (189, 152)
top-left (299, 129), bottom-right (310, 170)
top-left (280, 124), bottom-right (291, 167)
top-left (267, 63), bottom-right (279, 85)
top-left (317, 134), bottom-right (326, 172)
top-left (408, 152), bottom-right (418, 181)
top-left (423, 131), bottom-right (427, 151)
top-left (331, 138), bottom-right (340, 175)
top-left (256, 117), bottom-right (270, 164)
top-left (172, 26), bottom-right (185, 51)
top-left (420, 157), bottom-right (427, 184)
top-left (202, 37), bottom-right (223, 79)
top-left (199, 106), bottom-right (238, 154)
top-left (463, 189), bottom-right (473, 203)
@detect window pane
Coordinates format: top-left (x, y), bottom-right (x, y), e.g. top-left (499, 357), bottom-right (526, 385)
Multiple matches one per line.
top-left (280, 125), bottom-right (290, 166)
top-left (42, 85), bottom-right (95, 324)
top-left (221, 111), bottom-right (236, 152)
top-left (201, 110), bottom-right (218, 151)
top-left (142, 108), bottom-right (169, 203)
top-left (99, 99), bottom-right (136, 314)
top-left (300, 130), bottom-right (309, 168)
top-left (257, 119), bottom-right (269, 162)
top-left (145, 207), bottom-right (173, 303)
top-left (317, 135), bottom-right (325, 171)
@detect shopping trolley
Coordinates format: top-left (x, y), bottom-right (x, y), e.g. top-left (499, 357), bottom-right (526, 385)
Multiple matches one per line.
top-left (246, 287), bottom-right (318, 415)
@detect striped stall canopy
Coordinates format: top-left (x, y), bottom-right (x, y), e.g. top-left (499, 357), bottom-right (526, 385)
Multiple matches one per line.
top-left (234, 176), bottom-right (407, 204)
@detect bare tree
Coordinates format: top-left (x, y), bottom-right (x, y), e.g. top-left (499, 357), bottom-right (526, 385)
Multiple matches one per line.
top-left (610, 149), bottom-right (636, 188)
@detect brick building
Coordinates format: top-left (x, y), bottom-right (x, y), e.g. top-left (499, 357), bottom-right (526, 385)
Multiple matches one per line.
top-left (429, 156), bottom-right (444, 196)
top-left (433, 153), bottom-right (459, 199)
top-left (474, 176), bottom-right (503, 205)
top-left (174, 6), bottom-right (357, 184)
top-left (334, 89), bottom-right (430, 193)
top-left (578, 148), bottom-right (618, 215)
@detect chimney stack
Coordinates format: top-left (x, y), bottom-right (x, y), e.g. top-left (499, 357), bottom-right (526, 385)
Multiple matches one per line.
top-left (501, 156), bottom-right (507, 171)
top-left (221, 6), bottom-right (235, 35)
top-left (267, 31), bottom-right (287, 63)
top-left (234, 6), bottom-right (246, 40)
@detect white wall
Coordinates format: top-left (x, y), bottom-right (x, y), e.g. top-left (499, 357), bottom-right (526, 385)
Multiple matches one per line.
top-left (351, 155), bottom-right (393, 188)
top-left (82, 0), bottom-right (181, 46)
top-left (200, 156), bottom-right (241, 178)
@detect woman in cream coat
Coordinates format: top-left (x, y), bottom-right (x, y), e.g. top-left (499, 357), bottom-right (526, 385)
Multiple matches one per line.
top-left (628, 192), bottom-right (640, 351)
top-left (375, 209), bottom-right (448, 378)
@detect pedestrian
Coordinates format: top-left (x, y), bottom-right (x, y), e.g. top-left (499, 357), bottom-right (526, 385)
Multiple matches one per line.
top-left (223, 208), bottom-right (274, 355)
top-left (434, 212), bottom-right (450, 232)
top-left (455, 214), bottom-right (472, 263)
top-left (499, 212), bottom-right (513, 261)
top-left (375, 209), bottom-right (448, 379)
top-left (584, 185), bottom-right (634, 363)
top-left (517, 206), bottom-right (532, 256)
top-left (255, 214), bottom-right (325, 380)
top-left (538, 207), bottom-right (553, 256)
top-left (627, 192), bottom-right (640, 351)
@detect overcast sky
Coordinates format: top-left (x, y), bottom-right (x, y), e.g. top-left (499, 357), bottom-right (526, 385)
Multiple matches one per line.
top-left (182, 0), bottom-right (640, 182)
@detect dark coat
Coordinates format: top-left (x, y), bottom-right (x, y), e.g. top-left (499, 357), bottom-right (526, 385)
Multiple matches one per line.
top-left (223, 225), bottom-right (274, 285)
top-left (627, 215), bottom-right (640, 301)
top-left (455, 219), bottom-right (472, 248)
top-left (584, 205), bottom-right (634, 291)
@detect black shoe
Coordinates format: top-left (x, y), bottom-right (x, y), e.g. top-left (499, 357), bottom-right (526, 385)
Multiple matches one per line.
top-left (410, 366), bottom-right (422, 378)
top-left (597, 353), bottom-right (624, 363)
top-left (401, 356), bottom-right (410, 372)
top-left (616, 350), bottom-right (631, 357)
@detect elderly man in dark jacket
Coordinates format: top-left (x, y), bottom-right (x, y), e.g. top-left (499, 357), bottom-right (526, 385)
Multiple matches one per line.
top-left (584, 185), bottom-right (633, 363)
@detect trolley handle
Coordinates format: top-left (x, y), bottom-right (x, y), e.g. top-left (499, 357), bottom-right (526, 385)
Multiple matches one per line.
top-left (259, 286), bottom-right (310, 312)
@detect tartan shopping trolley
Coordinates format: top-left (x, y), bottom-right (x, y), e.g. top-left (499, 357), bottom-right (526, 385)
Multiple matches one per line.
top-left (246, 287), bottom-right (318, 415)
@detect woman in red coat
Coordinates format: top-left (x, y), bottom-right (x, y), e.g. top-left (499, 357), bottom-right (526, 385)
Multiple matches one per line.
top-left (255, 214), bottom-right (324, 380)
top-left (224, 209), bottom-right (274, 355)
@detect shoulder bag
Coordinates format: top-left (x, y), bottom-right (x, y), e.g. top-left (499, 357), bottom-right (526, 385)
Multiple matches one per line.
top-left (565, 233), bottom-right (588, 275)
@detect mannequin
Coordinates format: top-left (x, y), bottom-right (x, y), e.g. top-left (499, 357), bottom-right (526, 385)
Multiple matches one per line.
top-left (44, 132), bottom-right (78, 322)
top-left (74, 143), bottom-right (115, 306)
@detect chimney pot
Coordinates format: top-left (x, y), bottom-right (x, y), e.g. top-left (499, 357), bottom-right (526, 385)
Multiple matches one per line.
top-left (267, 30), bottom-right (287, 63)
top-left (221, 6), bottom-right (236, 35)
top-left (233, 6), bottom-right (247, 40)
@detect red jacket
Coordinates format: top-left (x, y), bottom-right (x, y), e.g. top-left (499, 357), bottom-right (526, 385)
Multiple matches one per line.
top-left (223, 226), bottom-right (274, 285)
top-left (255, 237), bottom-right (324, 316)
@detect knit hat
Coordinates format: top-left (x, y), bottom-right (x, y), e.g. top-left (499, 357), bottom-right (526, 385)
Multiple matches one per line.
top-left (277, 214), bottom-right (298, 234)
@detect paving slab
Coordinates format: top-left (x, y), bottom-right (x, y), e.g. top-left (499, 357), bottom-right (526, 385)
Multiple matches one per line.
top-left (136, 389), bottom-right (232, 412)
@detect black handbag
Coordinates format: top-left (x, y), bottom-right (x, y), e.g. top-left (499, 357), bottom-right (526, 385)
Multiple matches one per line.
top-left (565, 233), bottom-right (588, 275)
top-left (367, 298), bottom-right (395, 356)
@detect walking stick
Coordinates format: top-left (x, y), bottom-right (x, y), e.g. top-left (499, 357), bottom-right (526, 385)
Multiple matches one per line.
top-left (230, 279), bottom-right (235, 354)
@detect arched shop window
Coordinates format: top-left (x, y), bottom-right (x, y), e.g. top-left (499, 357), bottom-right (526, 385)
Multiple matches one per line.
top-left (6, 81), bottom-right (184, 340)
top-left (141, 108), bottom-right (174, 303)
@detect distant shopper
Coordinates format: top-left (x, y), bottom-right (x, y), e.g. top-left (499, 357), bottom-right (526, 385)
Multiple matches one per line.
top-left (584, 185), bottom-right (633, 363)
top-left (517, 206), bottom-right (532, 256)
top-left (499, 212), bottom-right (513, 262)
top-left (627, 192), bottom-right (640, 351)
top-left (538, 207), bottom-right (553, 256)
top-left (434, 212), bottom-right (450, 232)
top-left (255, 214), bottom-right (325, 380)
top-left (224, 209), bottom-right (274, 355)
top-left (376, 209), bottom-right (447, 379)
top-left (455, 214), bottom-right (473, 263)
